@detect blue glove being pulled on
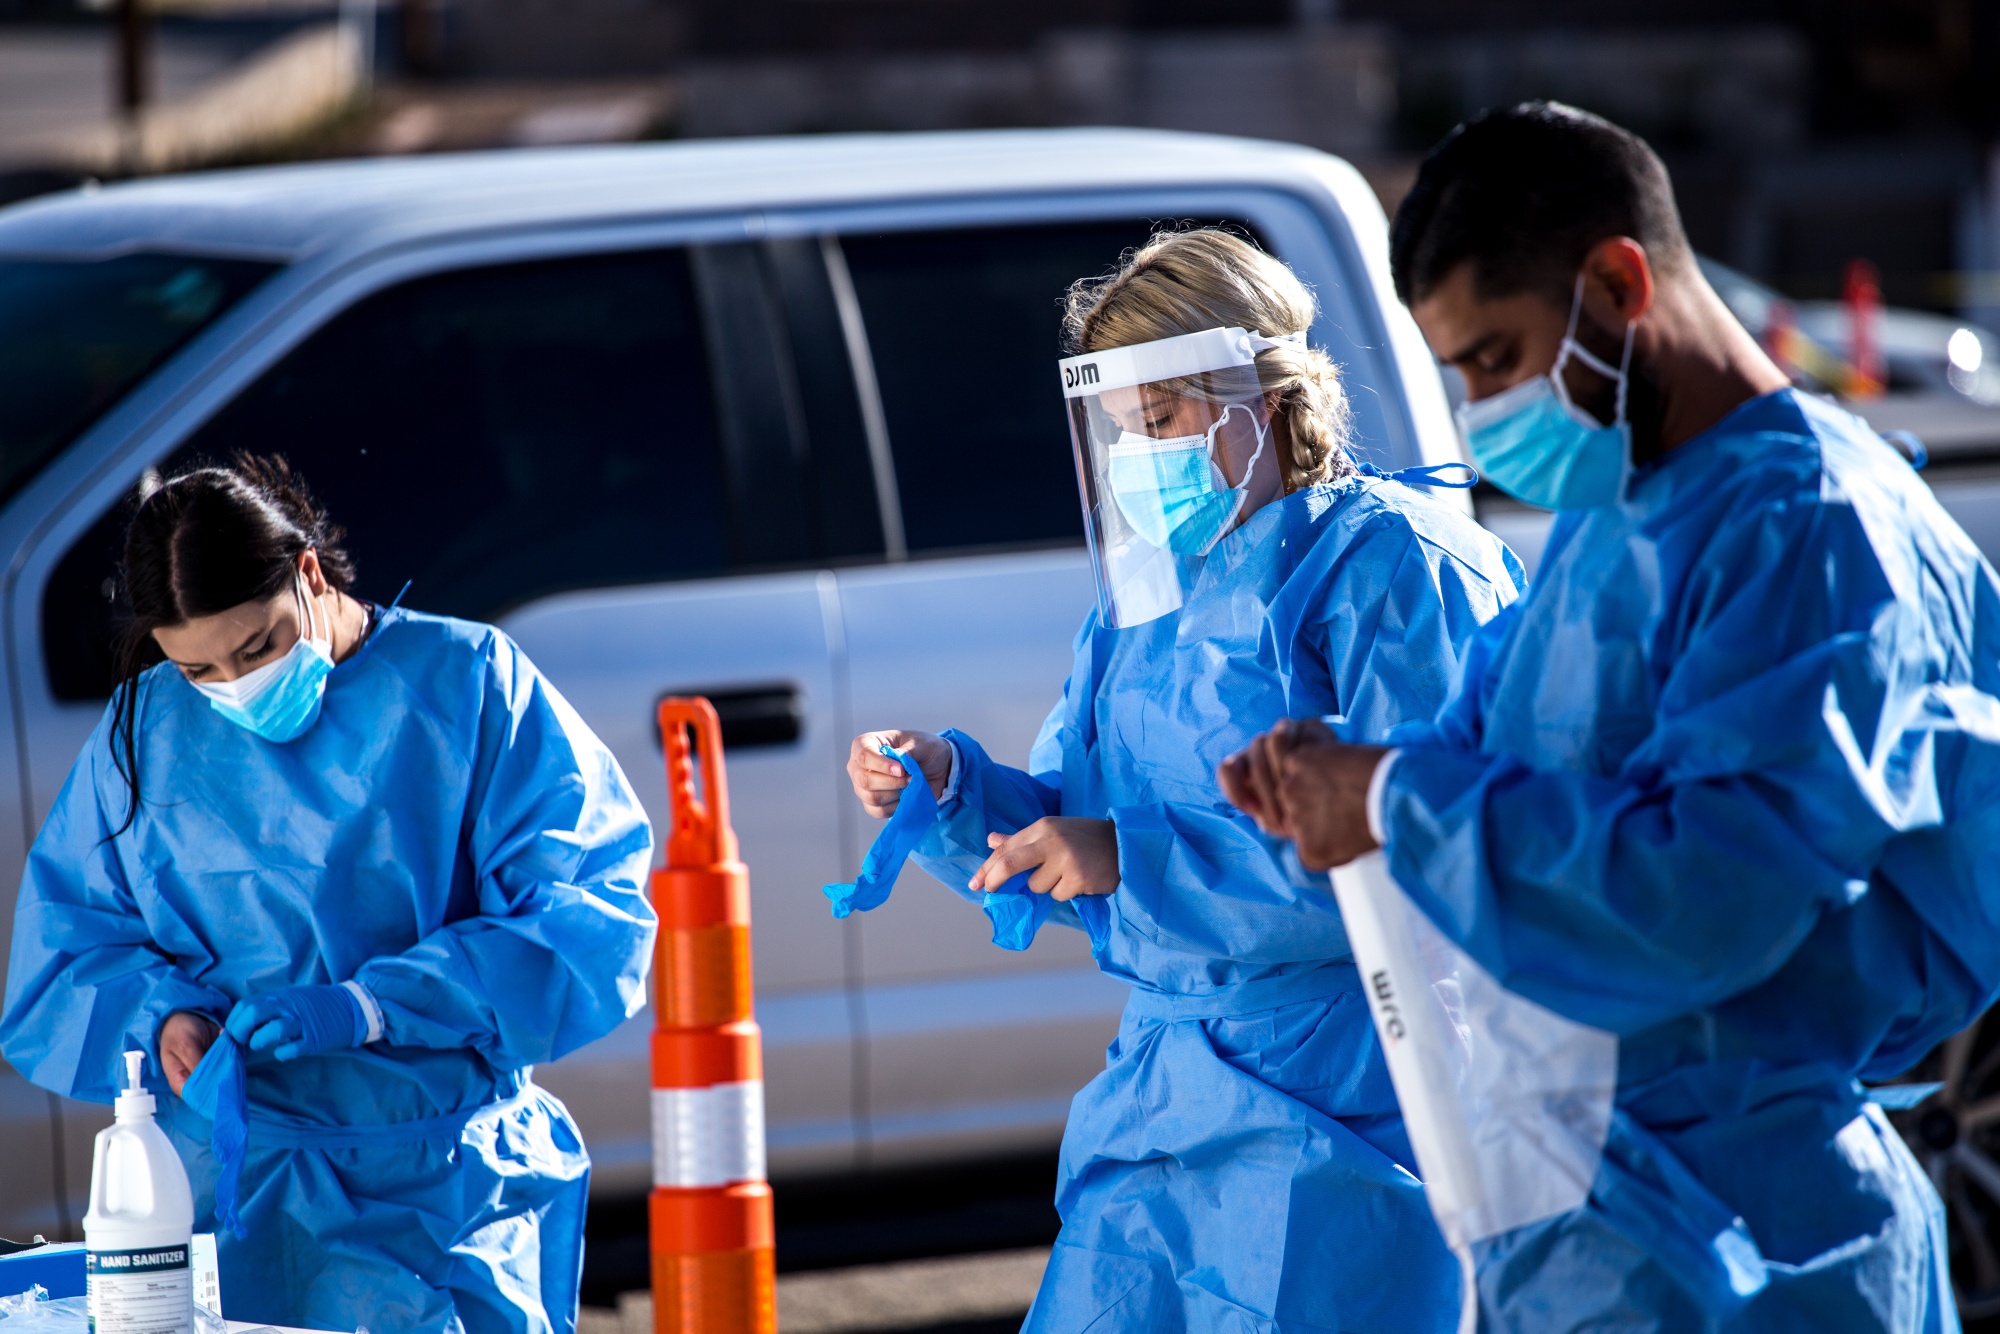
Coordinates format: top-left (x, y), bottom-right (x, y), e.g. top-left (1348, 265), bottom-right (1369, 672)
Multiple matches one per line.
top-left (225, 983), bottom-right (369, 1062)
top-left (179, 1034), bottom-right (249, 1239)
top-left (826, 743), bottom-right (1063, 951)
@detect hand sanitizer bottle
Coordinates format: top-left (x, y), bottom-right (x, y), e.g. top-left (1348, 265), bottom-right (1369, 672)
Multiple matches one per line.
top-left (83, 1050), bottom-right (195, 1334)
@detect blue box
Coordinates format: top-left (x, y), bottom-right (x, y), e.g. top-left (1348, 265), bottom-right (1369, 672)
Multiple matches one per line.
top-left (0, 1242), bottom-right (85, 1298)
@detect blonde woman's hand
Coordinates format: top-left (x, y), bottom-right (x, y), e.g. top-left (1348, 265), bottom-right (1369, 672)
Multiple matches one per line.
top-left (159, 1010), bottom-right (220, 1097)
top-left (847, 730), bottom-right (952, 819)
top-left (972, 818), bottom-right (1119, 901)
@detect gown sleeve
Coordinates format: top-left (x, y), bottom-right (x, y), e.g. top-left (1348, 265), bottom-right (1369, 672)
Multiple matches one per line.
top-left (1377, 600), bottom-right (1524, 753)
top-left (0, 693), bottom-right (235, 1103)
top-left (1115, 516), bottom-right (1522, 961)
top-left (1378, 487), bottom-right (2000, 1035)
top-left (354, 632), bottom-right (657, 1066)
top-left (907, 704), bottom-right (1076, 926)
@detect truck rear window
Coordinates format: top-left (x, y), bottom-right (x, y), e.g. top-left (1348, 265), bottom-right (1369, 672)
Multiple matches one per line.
top-left (0, 253), bottom-right (277, 505)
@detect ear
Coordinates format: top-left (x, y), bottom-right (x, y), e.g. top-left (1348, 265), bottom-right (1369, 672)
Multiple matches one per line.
top-left (298, 548), bottom-right (328, 597)
top-left (1581, 237), bottom-right (1655, 329)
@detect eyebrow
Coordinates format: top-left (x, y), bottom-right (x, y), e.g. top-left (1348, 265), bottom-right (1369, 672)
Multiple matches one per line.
top-left (1441, 330), bottom-right (1506, 366)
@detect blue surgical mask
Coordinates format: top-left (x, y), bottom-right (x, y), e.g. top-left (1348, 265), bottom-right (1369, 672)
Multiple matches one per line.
top-left (1456, 273), bottom-right (1636, 511)
top-left (193, 574), bottom-right (335, 742)
top-left (1107, 404), bottom-right (1268, 556)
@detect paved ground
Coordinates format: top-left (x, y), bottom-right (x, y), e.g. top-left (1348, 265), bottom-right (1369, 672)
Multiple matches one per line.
top-left (579, 1153), bottom-right (1063, 1306)
top-left (575, 1154), bottom-right (1060, 1333)
top-left (578, 1247), bottom-right (1046, 1334)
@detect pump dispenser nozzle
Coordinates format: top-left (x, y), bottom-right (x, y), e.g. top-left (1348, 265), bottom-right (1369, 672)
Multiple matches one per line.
top-left (115, 1049), bottom-right (155, 1120)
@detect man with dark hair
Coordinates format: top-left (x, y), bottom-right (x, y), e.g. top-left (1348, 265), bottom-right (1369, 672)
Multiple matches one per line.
top-left (1223, 101), bottom-right (2000, 1331)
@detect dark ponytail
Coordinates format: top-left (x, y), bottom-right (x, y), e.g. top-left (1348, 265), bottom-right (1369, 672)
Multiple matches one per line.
top-left (107, 454), bottom-right (356, 836)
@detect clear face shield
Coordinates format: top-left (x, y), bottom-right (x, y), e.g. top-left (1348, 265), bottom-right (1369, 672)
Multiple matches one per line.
top-left (1060, 327), bottom-right (1299, 628)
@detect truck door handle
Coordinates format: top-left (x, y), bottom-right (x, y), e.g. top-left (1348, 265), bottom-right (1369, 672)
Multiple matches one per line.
top-left (655, 683), bottom-right (804, 751)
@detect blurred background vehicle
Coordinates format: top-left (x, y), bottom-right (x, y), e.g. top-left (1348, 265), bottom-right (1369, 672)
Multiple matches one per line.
top-left (4, 0), bottom-right (2000, 1323)
top-left (1702, 254), bottom-right (2000, 450)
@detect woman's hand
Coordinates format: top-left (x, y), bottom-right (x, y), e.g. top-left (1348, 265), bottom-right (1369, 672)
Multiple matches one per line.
top-left (972, 817), bottom-right (1119, 902)
top-left (159, 1011), bottom-right (221, 1096)
top-left (847, 730), bottom-right (952, 818)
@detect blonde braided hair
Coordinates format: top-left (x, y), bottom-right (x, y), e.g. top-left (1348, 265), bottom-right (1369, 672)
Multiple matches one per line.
top-left (1062, 228), bottom-right (1354, 491)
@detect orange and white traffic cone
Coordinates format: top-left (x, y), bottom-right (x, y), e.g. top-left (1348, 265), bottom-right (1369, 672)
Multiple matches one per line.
top-left (650, 697), bottom-right (776, 1334)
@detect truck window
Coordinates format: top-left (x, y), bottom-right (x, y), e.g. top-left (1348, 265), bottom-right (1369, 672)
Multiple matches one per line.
top-left (0, 254), bottom-right (275, 507)
top-left (42, 248), bottom-right (728, 701)
top-left (836, 220), bottom-right (1262, 556)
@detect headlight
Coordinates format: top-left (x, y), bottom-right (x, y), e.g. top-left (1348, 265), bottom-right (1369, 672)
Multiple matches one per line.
top-left (1948, 328), bottom-right (1983, 374)
top-left (1946, 327), bottom-right (2000, 405)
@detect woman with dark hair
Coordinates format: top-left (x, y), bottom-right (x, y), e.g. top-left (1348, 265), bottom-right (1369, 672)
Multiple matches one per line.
top-left (0, 455), bottom-right (656, 1334)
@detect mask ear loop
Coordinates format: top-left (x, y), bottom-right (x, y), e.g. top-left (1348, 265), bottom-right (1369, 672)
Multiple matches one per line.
top-left (1551, 272), bottom-right (1636, 423)
top-left (1612, 318), bottom-right (1636, 428)
top-left (1205, 402), bottom-right (1271, 493)
top-left (1199, 402), bottom-right (1272, 552)
top-left (296, 554), bottom-right (329, 649)
top-left (1551, 271), bottom-right (1587, 382)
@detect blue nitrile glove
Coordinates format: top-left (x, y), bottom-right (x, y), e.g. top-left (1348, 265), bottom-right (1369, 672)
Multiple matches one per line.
top-left (982, 884), bottom-right (1056, 951)
top-left (825, 746), bottom-right (940, 918)
top-left (827, 744), bottom-right (1057, 949)
top-left (225, 984), bottom-right (368, 1062)
top-left (179, 1034), bottom-right (249, 1239)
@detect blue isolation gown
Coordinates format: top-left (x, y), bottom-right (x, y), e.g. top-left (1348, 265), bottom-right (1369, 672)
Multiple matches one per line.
top-left (0, 607), bottom-right (657, 1333)
top-left (1378, 390), bottom-right (2000, 1332)
top-left (908, 475), bottom-right (1526, 1332)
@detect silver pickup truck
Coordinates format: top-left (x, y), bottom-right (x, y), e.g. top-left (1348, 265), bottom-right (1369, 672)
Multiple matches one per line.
top-left (0, 129), bottom-right (1465, 1238)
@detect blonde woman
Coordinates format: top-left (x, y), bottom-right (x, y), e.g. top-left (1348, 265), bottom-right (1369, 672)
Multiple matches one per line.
top-left (842, 230), bottom-right (1522, 1331)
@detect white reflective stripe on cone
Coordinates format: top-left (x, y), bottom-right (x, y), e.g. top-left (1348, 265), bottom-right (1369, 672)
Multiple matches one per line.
top-left (651, 1080), bottom-right (768, 1188)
